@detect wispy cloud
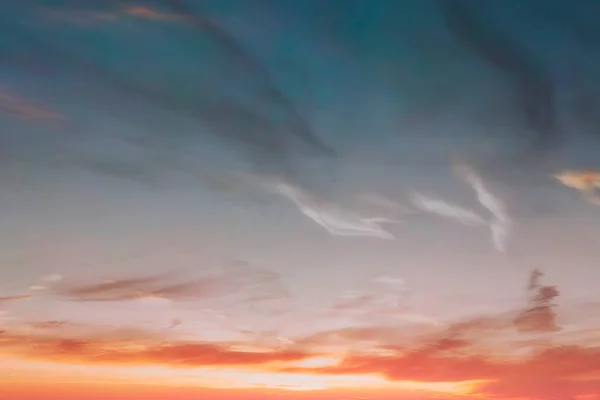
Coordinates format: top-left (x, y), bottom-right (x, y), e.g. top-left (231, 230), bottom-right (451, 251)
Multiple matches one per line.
top-left (42, 274), bottom-right (63, 282)
top-left (513, 269), bottom-right (561, 333)
top-left (41, 4), bottom-right (186, 25)
top-left (410, 162), bottom-right (510, 252)
top-left (0, 294), bottom-right (32, 304)
top-left (0, 91), bottom-right (66, 122)
top-left (50, 262), bottom-right (288, 306)
top-left (123, 5), bottom-right (186, 21)
top-left (410, 191), bottom-right (486, 226)
top-left (321, 276), bottom-right (439, 329)
top-left (454, 162), bottom-right (511, 252)
top-left (0, 326), bottom-right (311, 368)
top-left (257, 175), bottom-right (399, 239)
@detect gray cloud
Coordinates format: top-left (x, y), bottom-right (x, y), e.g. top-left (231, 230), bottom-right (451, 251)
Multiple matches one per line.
top-left (51, 260), bottom-right (289, 306)
top-left (1, 2), bottom-right (334, 189)
top-left (513, 268), bottom-right (561, 333)
top-left (438, 0), bottom-right (558, 165)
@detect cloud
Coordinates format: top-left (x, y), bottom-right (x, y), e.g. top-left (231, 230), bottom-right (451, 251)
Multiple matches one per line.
top-left (513, 269), bottom-right (561, 333)
top-left (287, 269), bottom-right (598, 398)
top-left (0, 91), bottom-right (66, 122)
top-left (409, 162), bottom-right (510, 252)
top-left (1, 268), bottom-right (598, 399)
top-left (163, 0), bottom-right (334, 156)
top-left (0, 294), bottom-right (32, 304)
top-left (438, 0), bottom-right (559, 162)
top-left (40, 4), bottom-right (185, 25)
top-left (454, 162), bottom-right (511, 252)
top-left (42, 274), bottom-right (63, 282)
top-left (0, 326), bottom-right (312, 368)
top-left (320, 276), bottom-right (439, 329)
top-left (25, 321), bottom-right (91, 331)
top-left (288, 311), bottom-right (599, 399)
top-left (286, 340), bottom-right (600, 399)
top-left (257, 175), bottom-right (398, 239)
top-left (554, 169), bottom-right (600, 206)
top-left (123, 5), bottom-right (185, 21)
top-left (26, 2), bottom-right (333, 186)
top-left (51, 262), bottom-right (289, 305)
top-left (410, 191), bottom-right (487, 226)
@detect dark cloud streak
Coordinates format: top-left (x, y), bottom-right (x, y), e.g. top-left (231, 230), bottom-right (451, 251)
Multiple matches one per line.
top-left (164, 0), bottom-right (334, 156)
top-left (1, 3), bottom-right (333, 186)
top-left (438, 0), bottom-right (558, 165)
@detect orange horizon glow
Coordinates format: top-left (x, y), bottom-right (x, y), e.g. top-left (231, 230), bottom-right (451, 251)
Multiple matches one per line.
top-left (1, 268), bottom-right (599, 399)
top-left (1, 317), bottom-right (600, 400)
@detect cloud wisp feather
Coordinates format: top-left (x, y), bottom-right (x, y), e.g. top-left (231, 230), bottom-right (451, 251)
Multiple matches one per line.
top-left (272, 178), bottom-right (399, 239)
top-left (454, 162), bottom-right (511, 252)
top-left (409, 162), bottom-right (510, 252)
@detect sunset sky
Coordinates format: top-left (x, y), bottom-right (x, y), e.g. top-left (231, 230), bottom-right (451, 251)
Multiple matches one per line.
top-left (2, 1), bottom-right (600, 399)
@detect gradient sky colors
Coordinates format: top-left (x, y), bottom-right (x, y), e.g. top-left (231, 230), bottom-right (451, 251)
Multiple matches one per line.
top-left (2, 1), bottom-right (600, 399)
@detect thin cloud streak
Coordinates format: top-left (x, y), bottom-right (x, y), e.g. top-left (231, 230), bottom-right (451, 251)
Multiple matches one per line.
top-left (0, 90), bottom-right (66, 122)
top-left (408, 162), bottom-right (510, 252)
top-left (264, 176), bottom-right (399, 239)
top-left (455, 162), bottom-right (511, 252)
top-left (410, 191), bottom-right (486, 226)
top-left (0, 294), bottom-right (32, 304)
top-left (0, 327), bottom-right (311, 368)
top-left (50, 262), bottom-right (289, 305)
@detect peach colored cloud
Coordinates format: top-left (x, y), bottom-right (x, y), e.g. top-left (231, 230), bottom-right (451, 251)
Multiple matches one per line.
top-left (40, 4), bottom-right (186, 25)
top-left (51, 265), bottom-right (288, 304)
top-left (0, 294), bottom-right (32, 304)
top-left (290, 345), bottom-right (600, 399)
top-left (0, 325), bottom-right (311, 368)
top-left (0, 92), bottom-right (66, 122)
top-left (123, 5), bottom-right (185, 21)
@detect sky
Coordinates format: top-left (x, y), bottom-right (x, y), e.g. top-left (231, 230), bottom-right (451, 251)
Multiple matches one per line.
top-left (1, 1), bottom-right (600, 399)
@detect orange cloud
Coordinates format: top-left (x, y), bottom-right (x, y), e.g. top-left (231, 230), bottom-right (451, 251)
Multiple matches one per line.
top-left (3, 269), bottom-right (599, 398)
top-left (123, 5), bottom-right (185, 21)
top-left (2, 306), bottom-right (600, 399)
top-left (40, 4), bottom-right (185, 25)
top-left (281, 269), bottom-right (599, 398)
top-left (0, 92), bottom-right (66, 122)
top-left (283, 319), bottom-right (600, 399)
top-left (0, 294), bottom-right (32, 304)
top-left (0, 326), bottom-right (312, 368)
